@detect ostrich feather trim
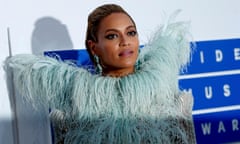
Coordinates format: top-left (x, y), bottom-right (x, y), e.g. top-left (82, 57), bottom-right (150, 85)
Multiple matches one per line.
top-left (5, 17), bottom-right (196, 144)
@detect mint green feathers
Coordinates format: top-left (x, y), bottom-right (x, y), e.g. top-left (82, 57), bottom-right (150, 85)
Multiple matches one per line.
top-left (5, 14), bottom-right (196, 144)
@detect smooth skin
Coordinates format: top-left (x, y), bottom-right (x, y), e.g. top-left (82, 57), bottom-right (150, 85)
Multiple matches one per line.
top-left (88, 13), bottom-right (139, 77)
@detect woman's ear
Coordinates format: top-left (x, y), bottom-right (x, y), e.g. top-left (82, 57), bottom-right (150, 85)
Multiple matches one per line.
top-left (87, 40), bottom-right (97, 56)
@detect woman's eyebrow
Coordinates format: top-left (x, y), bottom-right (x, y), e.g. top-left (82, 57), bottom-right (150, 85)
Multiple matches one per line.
top-left (126, 25), bottom-right (136, 30)
top-left (105, 25), bottom-right (136, 33)
top-left (105, 29), bottom-right (118, 33)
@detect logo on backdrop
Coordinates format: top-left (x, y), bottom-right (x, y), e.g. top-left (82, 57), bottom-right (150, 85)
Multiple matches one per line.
top-left (179, 38), bottom-right (240, 144)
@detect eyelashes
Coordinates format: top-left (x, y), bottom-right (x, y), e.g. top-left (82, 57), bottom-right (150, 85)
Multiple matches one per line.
top-left (105, 30), bottom-right (138, 40)
top-left (105, 34), bottom-right (118, 40)
top-left (127, 30), bottom-right (137, 36)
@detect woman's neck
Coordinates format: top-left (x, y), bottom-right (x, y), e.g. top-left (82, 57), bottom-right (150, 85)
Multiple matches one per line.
top-left (102, 67), bottom-right (135, 77)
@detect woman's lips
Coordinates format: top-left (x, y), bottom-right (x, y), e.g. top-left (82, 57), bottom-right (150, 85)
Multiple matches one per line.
top-left (119, 49), bottom-right (134, 57)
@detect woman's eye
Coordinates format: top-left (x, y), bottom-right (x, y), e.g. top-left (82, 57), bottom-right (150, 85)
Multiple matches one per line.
top-left (127, 31), bottom-right (137, 36)
top-left (105, 34), bottom-right (118, 40)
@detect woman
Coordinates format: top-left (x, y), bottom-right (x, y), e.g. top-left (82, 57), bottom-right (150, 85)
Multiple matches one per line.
top-left (85, 4), bottom-right (139, 77)
top-left (5, 4), bottom-right (196, 144)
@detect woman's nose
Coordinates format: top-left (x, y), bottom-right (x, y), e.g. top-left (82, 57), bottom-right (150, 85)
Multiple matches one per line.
top-left (119, 35), bottom-right (129, 46)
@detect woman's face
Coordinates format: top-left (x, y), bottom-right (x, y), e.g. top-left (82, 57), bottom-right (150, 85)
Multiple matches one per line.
top-left (90, 12), bottom-right (139, 75)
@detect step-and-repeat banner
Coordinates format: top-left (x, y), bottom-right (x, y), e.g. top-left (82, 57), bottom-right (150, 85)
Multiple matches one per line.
top-left (45, 38), bottom-right (240, 144)
top-left (179, 39), bottom-right (240, 143)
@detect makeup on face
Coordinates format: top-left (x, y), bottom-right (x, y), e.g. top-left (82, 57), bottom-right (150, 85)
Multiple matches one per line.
top-left (92, 13), bottom-right (139, 76)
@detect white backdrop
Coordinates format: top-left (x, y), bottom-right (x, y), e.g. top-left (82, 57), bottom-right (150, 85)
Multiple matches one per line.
top-left (1, 0), bottom-right (240, 143)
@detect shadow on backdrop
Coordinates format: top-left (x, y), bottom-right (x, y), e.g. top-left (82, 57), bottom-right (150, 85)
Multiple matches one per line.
top-left (31, 17), bottom-right (73, 55)
top-left (8, 16), bottom-right (75, 144)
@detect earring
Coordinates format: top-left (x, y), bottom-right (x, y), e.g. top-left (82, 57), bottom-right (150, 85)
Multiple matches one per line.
top-left (94, 55), bottom-right (102, 74)
top-left (138, 48), bottom-right (141, 54)
top-left (135, 48), bottom-right (141, 69)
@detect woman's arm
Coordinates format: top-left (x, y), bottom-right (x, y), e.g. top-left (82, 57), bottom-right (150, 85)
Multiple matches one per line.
top-left (177, 91), bottom-right (196, 143)
top-left (137, 12), bottom-right (193, 77)
top-left (4, 54), bottom-right (90, 109)
top-left (135, 13), bottom-right (194, 95)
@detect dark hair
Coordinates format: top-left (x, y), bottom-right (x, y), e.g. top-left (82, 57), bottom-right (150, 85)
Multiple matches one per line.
top-left (85, 4), bottom-right (136, 63)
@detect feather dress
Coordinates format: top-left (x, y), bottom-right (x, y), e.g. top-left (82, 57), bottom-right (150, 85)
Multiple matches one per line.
top-left (5, 16), bottom-right (196, 144)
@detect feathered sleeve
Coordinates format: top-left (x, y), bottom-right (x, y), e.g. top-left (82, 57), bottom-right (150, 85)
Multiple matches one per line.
top-left (136, 11), bottom-right (193, 92)
top-left (136, 13), bottom-right (196, 143)
top-left (4, 54), bottom-right (90, 110)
